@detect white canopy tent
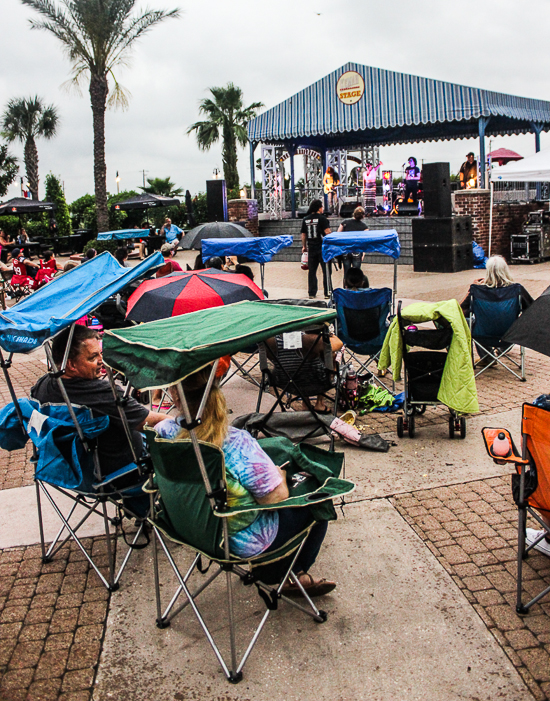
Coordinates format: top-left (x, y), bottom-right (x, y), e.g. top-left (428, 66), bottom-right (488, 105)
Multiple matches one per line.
top-left (489, 148), bottom-right (550, 256)
top-left (491, 147), bottom-right (550, 181)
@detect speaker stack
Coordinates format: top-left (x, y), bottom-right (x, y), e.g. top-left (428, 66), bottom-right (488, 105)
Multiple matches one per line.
top-left (339, 199), bottom-right (361, 218)
top-left (412, 162), bottom-right (473, 273)
top-left (206, 179), bottom-right (228, 222)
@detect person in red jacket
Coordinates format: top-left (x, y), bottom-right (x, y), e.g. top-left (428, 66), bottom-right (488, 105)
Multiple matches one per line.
top-left (35, 250), bottom-right (62, 287)
top-left (9, 248), bottom-right (39, 290)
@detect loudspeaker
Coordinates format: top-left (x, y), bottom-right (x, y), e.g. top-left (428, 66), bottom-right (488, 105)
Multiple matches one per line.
top-left (397, 203), bottom-right (419, 217)
top-left (413, 243), bottom-right (472, 273)
top-left (206, 179), bottom-right (228, 222)
top-left (339, 201), bottom-right (361, 218)
top-left (412, 216), bottom-right (472, 246)
top-left (412, 216), bottom-right (473, 272)
top-left (422, 162), bottom-right (452, 218)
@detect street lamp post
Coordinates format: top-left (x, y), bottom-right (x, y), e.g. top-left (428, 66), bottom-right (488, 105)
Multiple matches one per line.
top-left (116, 171), bottom-right (120, 194)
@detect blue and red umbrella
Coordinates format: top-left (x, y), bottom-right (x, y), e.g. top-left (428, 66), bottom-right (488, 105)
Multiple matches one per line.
top-left (126, 268), bottom-right (264, 323)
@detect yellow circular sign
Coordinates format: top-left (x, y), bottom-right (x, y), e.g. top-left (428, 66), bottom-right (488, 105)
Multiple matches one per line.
top-left (336, 71), bottom-right (365, 105)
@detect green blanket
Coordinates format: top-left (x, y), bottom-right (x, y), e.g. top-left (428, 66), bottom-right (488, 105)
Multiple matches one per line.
top-left (378, 299), bottom-right (479, 415)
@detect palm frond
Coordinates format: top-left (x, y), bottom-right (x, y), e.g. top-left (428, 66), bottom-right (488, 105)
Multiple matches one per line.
top-left (106, 70), bottom-right (130, 111)
top-left (187, 120), bottom-right (220, 150)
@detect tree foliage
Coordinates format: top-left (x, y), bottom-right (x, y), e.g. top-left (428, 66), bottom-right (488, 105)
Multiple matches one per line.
top-left (21, 0), bottom-right (180, 230)
top-left (45, 173), bottom-right (72, 237)
top-left (188, 83), bottom-right (263, 190)
top-left (0, 143), bottom-right (18, 197)
top-left (1, 96), bottom-right (58, 200)
top-left (139, 177), bottom-right (183, 197)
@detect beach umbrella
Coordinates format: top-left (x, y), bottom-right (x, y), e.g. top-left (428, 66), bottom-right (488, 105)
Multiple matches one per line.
top-left (181, 222), bottom-right (253, 250)
top-left (126, 269), bottom-right (264, 322)
top-left (503, 285), bottom-right (550, 357)
top-left (488, 149), bottom-right (523, 167)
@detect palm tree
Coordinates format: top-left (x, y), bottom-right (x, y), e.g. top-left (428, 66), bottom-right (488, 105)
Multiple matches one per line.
top-left (1, 97), bottom-right (58, 200)
top-left (21, 0), bottom-right (180, 231)
top-left (139, 177), bottom-right (183, 197)
top-left (0, 144), bottom-right (18, 198)
top-left (188, 83), bottom-right (263, 190)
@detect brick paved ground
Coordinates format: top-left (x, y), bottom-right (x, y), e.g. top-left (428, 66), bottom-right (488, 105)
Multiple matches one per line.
top-left (393, 477), bottom-right (550, 701)
top-left (0, 538), bottom-right (110, 701)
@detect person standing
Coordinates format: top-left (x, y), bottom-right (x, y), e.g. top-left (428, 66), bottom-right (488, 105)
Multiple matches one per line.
top-left (403, 157), bottom-right (421, 205)
top-left (459, 152), bottom-right (478, 189)
top-left (301, 199), bottom-right (331, 299)
top-left (336, 206), bottom-right (368, 280)
top-left (323, 166), bottom-right (340, 214)
top-left (362, 161), bottom-right (381, 213)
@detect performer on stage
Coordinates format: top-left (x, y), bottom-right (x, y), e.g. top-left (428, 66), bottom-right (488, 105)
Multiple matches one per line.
top-left (403, 157), bottom-right (421, 205)
top-left (323, 166), bottom-right (340, 214)
top-left (459, 152), bottom-right (478, 189)
top-left (362, 161), bottom-right (382, 214)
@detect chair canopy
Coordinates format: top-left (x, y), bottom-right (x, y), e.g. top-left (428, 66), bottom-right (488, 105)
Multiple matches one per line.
top-left (201, 235), bottom-right (293, 264)
top-left (322, 230), bottom-right (400, 263)
top-left (97, 229), bottom-right (150, 240)
top-left (470, 284), bottom-right (522, 345)
top-left (333, 287), bottom-right (392, 354)
top-left (103, 300), bottom-right (336, 390)
top-left (0, 251), bottom-right (163, 353)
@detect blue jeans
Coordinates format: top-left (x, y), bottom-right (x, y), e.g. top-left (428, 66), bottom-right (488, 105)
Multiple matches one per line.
top-left (253, 506), bottom-right (328, 584)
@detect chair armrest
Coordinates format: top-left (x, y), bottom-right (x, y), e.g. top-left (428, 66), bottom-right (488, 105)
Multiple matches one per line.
top-left (481, 427), bottom-right (527, 465)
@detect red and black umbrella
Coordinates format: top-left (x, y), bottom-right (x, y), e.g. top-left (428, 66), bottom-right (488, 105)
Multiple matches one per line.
top-left (126, 268), bottom-right (264, 322)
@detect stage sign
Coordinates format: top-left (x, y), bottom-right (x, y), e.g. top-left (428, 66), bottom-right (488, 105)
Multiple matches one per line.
top-left (336, 71), bottom-right (365, 105)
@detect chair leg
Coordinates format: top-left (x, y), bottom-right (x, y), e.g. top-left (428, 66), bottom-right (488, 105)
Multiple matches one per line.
top-left (516, 505), bottom-right (528, 614)
top-left (521, 345), bottom-right (526, 381)
top-left (101, 501), bottom-right (117, 591)
top-left (152, 526), bottom-right (166, 628)
top-left (35, 481), bottom-right (48, 563)
top-left (225, 569), bottom-right (241, 683)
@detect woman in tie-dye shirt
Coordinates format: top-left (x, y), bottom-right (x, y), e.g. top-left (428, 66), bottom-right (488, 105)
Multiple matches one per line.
top-left (154, 366), bottom-right (336, 597)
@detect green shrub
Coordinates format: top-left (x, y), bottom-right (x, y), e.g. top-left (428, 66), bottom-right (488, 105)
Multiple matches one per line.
top-left (0, 215), bottom-right (20, 238)
top-left (45, 173), bottom-right (72, 237)
top-left (83, 238), bottom-right (118, 255)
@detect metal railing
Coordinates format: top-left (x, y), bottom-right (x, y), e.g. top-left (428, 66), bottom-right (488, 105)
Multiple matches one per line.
top-left (492, 181), bottom-right (550, 202)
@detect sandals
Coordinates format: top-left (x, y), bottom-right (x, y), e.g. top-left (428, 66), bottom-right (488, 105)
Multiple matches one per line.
top-left (152, 402), bottom-right (172, 412)
top-left (282, 572), bottom-right (336, 598)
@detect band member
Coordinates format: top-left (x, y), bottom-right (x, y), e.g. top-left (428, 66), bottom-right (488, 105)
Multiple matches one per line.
top-left (323, 166), bottom-right (340, 214)
top-left (459, 152), bottom-right (478, 189)
top-left (362, 161), bottom-right (382, 213)
top-left (403, 157), bottom-right (421, 205)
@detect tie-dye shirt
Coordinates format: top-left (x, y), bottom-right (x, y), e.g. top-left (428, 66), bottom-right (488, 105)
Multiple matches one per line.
top-left (155, 420), bottom-right (281, 557)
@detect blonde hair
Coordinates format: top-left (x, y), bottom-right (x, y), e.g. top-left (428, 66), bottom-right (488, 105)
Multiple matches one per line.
top-left (353, 206), bottom-right (365, 220)
top-left (484, 255), bottom-right (514, 288)
top-left (171, 368), bottom-right (228, 447)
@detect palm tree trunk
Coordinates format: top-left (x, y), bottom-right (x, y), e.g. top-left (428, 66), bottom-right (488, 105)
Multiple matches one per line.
top-left (24, 137), bottom-right (39, 200)
top-left (89, 74), bottom-right (109, 232)
top-left (222, 122), bottom-right (239, 191)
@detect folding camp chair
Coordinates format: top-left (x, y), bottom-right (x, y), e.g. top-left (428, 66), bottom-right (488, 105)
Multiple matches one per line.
top-left (220, 344), bottom-right (261, 389)
top-left (482, 403), bottom-right (550, 613)
top-left (469, 284), bottom-right (526, 381)
top-left (144, 374), bottom-right (354, 682)
top-left (333, 287), bottom-right (393, 392)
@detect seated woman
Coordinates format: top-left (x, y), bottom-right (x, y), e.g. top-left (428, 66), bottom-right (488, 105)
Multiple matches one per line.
top-left (35, 250), bottom-right (62, 287)
top-left (460, 255), bottom-right (533, 316)
top-left (155, 366), bottom-right (336, 596)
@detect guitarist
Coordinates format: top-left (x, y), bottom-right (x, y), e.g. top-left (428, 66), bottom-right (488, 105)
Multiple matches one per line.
top-left (323, 166), bottom-right (340, 214)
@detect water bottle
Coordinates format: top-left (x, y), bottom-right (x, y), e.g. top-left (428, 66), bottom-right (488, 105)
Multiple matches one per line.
top-left (346, 365), bottom-right (357, 392)
top-left (492, 432), bottom-right (511, 458)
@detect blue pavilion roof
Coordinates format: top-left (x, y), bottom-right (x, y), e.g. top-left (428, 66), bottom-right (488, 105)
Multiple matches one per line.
top-left (247, 63), bottom-right (550, 147)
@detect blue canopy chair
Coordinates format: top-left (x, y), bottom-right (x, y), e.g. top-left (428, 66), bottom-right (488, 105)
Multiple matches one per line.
top-left (0, 251), bottom-right (163, 590)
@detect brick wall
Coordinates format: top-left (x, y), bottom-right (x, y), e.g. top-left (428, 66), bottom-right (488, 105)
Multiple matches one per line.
top-left (454, 190), bottom-right (544, 259)
top-left (228, 199), bottom-right (259, 236)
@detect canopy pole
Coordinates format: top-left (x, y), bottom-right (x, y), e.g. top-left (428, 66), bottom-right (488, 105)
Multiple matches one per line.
top-left (289, 145), bottom-right (296, 219)
top-left (393, 259), bottom-right (397, 316)
top-left (478, 117), bottom-right (490, 189)
top-left (249, 141), bottom-right (256, 200)
top-left (531, 123), bottom-right (543, 200)
top-left (488, 181), bottom-right (494, 257)
top-left (321, 148), bottom-right (328, 212)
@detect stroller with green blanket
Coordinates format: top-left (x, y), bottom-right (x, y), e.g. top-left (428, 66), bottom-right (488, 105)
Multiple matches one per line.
top-left (379, 299), bottom-right (479, 439)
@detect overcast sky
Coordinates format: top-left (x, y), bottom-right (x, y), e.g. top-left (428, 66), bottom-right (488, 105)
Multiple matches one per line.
top-left (1, 0), bottom-right (550, 203)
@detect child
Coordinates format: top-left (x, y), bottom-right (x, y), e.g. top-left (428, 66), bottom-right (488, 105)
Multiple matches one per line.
top-left (35, 250), bottom-right (62, 287)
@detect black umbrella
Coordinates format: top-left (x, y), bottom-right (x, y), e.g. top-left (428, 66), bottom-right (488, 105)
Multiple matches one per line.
top-left (503, 285), bottom-right (550, 356)
top-left (111, 193), bottom-right (181, 211)
top-left (185, 190), bottom-right (196, 228)
top-left (0, 197), bottom-right (56, 215)
top-left (181, 221), bottom-right (253, 250)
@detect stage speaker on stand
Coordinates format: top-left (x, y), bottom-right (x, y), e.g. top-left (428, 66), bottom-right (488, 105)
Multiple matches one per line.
top-left (422, 162), bottom-right (452, 218)
top-left (339, 199), bottom-right (361, 218)
top-left (206, 179), bottom-right (228, 222)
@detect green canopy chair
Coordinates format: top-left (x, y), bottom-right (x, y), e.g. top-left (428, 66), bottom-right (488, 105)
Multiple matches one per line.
top-left (103, 301), bottom-right (355, 683)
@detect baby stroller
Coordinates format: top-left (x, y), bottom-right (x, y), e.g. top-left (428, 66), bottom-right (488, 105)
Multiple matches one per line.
top-left (396, 301), bottom-right (467, 439)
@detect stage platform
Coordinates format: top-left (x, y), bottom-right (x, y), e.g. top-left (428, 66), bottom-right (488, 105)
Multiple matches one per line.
top-left (259, 216), bottom-right (414, 264)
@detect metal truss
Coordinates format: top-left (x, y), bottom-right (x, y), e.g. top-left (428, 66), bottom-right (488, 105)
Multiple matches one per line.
top-left (261, 145), bottom-right (284, 219)
top-left (326, 149), bottom-right (348, 196)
